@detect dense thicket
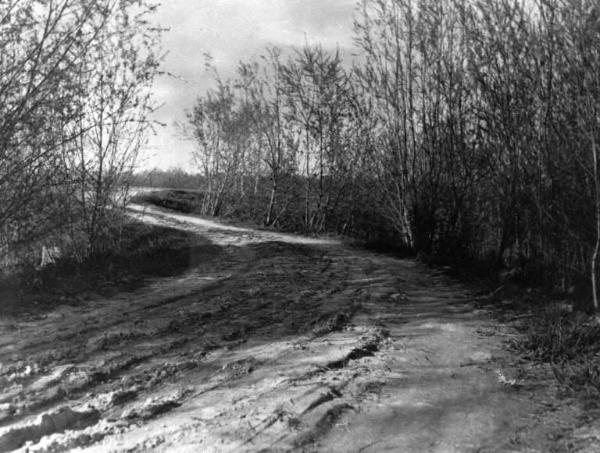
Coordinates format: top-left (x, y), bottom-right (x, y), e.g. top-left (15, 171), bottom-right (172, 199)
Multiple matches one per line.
top-left (183, 0), bottom-right (600, 308)
top-left (0, 0), bottom-right (160, 273)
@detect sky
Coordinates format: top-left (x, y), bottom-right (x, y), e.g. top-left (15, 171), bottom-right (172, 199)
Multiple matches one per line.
top-left (139, 0), bottom-right (358, 171)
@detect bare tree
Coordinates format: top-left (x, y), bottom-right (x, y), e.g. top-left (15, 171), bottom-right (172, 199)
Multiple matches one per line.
top-left (0, 0), bottom-right (161, 267)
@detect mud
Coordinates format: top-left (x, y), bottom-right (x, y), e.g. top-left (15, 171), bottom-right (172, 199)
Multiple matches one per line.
top-left (0, 203), bottom-right (596, 452)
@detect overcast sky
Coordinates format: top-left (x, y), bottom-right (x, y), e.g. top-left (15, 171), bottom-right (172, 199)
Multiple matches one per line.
top-left (140, 0), bottom-right (357, 170)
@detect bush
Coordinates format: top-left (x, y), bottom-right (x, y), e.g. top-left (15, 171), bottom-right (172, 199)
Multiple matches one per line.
top-left (130, 190), bottom-right (205, 214)
top-left (520, 306), bottom-right (600, 396)
top-left (523, 308), bottom-right (600, 361)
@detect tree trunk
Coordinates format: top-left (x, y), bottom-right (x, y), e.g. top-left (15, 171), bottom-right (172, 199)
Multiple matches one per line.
top-left (265, 174), bottom-right (277, 226)
top-left (591, 135), bottom-right (600, 314)
top-left (305, 130), bottom-right (311, 231)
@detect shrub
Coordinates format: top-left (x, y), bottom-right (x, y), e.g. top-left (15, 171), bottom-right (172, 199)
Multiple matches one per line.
top-left (521, 306), bottom-right (600, 396)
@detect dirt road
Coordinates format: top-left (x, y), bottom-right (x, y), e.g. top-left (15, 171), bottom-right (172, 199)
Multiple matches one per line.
top-left (0, 205), bottom-right (592, 452)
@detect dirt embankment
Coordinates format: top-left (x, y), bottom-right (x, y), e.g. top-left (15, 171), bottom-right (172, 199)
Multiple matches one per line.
top-left (0, 204), bottom-right (596, 452)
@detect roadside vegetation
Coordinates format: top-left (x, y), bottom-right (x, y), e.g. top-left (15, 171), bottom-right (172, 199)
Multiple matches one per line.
top-left (131, 190), bottom-right (205, 215)
top-left (0, 220), bottom-right (211, 315)
top-left (518, 306), bottom-right (600, 414)
top-left (0, 1), bottom-right (162, 298)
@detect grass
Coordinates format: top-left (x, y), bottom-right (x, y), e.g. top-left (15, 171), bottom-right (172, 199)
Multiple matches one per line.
top-left (518, 305), bottom-right (600, 401)
top-left (521, 307), bottom-right (600, 362)
top-left (1, 220), bottom-right (222, 316)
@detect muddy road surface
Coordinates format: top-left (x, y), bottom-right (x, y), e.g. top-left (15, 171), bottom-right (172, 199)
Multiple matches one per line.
top-left (0, 204), bottom-right (591, 452)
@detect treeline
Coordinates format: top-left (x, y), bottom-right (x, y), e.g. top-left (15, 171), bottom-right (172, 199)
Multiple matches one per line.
top-left (130, 168), bottom-right (202, 190)
top-left (0, 0), bottom-right (160, 273)
top-left (182, 0), bottom-right (600, 306)
top-left (181, 46), bottom-right (391, 240)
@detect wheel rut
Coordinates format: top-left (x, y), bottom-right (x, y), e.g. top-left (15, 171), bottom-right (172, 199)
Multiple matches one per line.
top-left (0, 206), bottom-right (582, 452)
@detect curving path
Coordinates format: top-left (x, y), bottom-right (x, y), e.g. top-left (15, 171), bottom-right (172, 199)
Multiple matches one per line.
top-left (0, 204), bottom-right (587, 452)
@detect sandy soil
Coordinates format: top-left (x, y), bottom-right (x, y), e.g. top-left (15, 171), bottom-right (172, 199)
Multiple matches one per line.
top-left (0, 204), bottom-right (596, 452)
